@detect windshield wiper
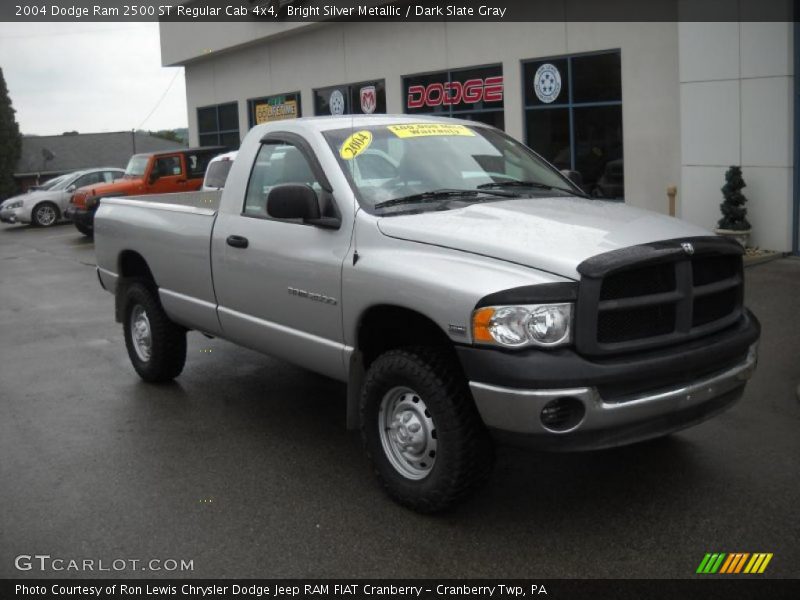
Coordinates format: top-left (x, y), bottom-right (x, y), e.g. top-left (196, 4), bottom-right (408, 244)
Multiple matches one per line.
top-left (477, 180), bottom-right (588, 198)
top-left (374, 188), bottom-right (514, 211)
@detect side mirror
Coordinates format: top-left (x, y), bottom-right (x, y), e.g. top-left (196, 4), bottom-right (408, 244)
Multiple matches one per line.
top-left (148, 171), bottom-right (160, 184)
top-left (66, 184), bottom-right (76, 193)
top-left (267, 183), bottom-right (320, 221)
top-left (560, 169), bottom-right (583, 187)
top-left (266, 184), bottom-right (341, 229)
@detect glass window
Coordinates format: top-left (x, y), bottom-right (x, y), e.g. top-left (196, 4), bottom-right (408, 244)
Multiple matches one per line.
top-left (125, 156), bottom-right (149, 177)
top-left (526, 108), bottom-right (571, 170)
top-left (185, 151), bottom-right (215, 178)
top-left (523, 51), bottom-right (623, 199)
top-left (572, 53), bottom-right (621, 103)
top-left (403, 65), bottom-right (504, 129)
top-left (204, 159), bottom-right (234, 189)
top-left (155, 156), bottom-right (182, 177)
top-left (103, 171), bottom-right (122, 183)
top-left (197, 102), bottom-right (240, 148)
top-left (218, 104), bottom-right (239, 131)
top-left (243, 142), bottom-right (323, 218)
top-left (76, 172), bottom-right (103, 188)
top-left (573, 105), bottom-right (624, 199)
top-left (313, 80), bottom-right (385, 116)
top-left (197, 107), bottom-right (218, 133)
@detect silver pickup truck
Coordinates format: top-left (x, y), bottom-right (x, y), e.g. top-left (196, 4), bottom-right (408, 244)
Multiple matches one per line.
top-left (95, 115), bottom-right (760, 512)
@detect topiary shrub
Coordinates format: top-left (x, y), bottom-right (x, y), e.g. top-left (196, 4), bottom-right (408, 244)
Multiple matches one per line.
top-left (717, 166), bottom-right (751, 231)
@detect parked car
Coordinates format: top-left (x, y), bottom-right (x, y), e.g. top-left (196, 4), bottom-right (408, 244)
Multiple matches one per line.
top-left (0, 168), bottom-right (124, 227)
top-left (66, 146), bottom-right (225, 236)
top-left (94, 115), bottom-right (760, 512)
top-left (202, 151), bottom-right (238, 191)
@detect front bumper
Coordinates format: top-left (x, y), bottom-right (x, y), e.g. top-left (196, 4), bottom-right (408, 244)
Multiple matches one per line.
top-left (65, 206), bottom-right (94, 229)
top-left (460, 311), bottom-right (760, 450)
top-left (0, 207), bottom-right (26, 223)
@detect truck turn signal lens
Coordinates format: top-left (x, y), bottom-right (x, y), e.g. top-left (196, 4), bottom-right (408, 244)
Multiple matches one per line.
top-left (472, 307), bottom-right (495, 342)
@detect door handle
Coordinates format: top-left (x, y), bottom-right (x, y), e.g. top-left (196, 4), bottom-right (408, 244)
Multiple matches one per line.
top-left (226, 235), bottom-right (249, 249)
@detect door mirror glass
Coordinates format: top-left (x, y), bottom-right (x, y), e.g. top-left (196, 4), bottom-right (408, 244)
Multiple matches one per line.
top-left (267, 184), bottom-right (321, 221)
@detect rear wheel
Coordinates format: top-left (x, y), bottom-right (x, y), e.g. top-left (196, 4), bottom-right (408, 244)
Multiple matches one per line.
top-left (32, 202), bottom-right (59, 227)
top-left (360, 347), bottom-right (494, 513)
top-left (122, 281), bottom-right (186, 382)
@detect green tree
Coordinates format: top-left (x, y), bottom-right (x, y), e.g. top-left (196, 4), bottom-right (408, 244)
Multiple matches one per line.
top-left (144, 129), bottom-right (186, 144)
top-left (0, 68), bottom-right (22, 200)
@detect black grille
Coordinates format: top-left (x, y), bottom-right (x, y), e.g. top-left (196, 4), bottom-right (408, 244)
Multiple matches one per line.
top-left (601, 263), bottom-right (675, 300)
top-left (693, 255), bottom-right (739, 286)
top-left (693, 289), bottom-right (738, 327)
top-left (576, 239), bottom-right (744, 356)
top-left (598, 303), bottom-right (676, 343)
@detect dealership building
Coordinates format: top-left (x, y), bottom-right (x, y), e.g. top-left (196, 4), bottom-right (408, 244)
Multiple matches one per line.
top-left (160, 19), bottom-right (798, 253)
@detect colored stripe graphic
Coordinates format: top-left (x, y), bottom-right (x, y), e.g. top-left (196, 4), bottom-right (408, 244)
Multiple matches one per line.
top-left (697, 553), bottom-right (727, 573)
top-left (699, 552), bottom-right (773, 574)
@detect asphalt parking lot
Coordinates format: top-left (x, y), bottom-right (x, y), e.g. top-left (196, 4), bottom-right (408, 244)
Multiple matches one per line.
top-left (1, 221), bottom-right (798, 579)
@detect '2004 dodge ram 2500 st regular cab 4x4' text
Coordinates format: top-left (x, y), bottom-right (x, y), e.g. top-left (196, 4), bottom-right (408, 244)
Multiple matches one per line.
top-left (94, 116), bottom-right (760, 512)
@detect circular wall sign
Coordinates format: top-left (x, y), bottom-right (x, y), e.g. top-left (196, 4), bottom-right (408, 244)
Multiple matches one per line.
top-left (534, 63), bottom-right (562, 104)
top-left (329, 89), bottom-right (345, 115)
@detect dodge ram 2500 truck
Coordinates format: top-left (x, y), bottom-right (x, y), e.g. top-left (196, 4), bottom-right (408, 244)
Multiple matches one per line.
top-left (94, 115), bottom-right (760, 512)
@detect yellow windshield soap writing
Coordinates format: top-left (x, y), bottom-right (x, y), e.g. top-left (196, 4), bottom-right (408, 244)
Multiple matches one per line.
top-left (388, 123), bottom-right (475, 138)
top-left (340, 130), bottom-right (373, 160)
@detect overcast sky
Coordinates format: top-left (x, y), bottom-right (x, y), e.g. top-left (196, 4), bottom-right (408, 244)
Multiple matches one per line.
top-left (0, 23), bottom-right (187, 136)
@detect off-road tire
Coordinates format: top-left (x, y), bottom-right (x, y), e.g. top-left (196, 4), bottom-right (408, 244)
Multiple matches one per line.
top-left (75, 222), bottom-right (93, 237)
top-left (31, 202), bottom-right (59, 227)
top-left (122, 280), bottom-right (186, 383)
top-left (360, 347), bottom-right (494, 513)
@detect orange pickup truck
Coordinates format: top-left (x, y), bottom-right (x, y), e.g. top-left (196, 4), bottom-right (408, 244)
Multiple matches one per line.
top-left (67, 146), bottom-right (225, 236)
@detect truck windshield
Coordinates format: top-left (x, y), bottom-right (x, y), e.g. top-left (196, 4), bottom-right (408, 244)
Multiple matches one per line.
top-left (324, 122), bottom-right (581, 213)
top-left (124, 156), bottom-right (149, 178)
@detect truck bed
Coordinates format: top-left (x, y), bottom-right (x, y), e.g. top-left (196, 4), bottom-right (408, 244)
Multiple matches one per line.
top-left (94, 190), bottom-right (223, 336)
top-left (116, 190), bottom-right (222, 213)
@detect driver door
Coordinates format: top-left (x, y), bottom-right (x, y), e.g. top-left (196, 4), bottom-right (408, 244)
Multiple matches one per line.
top-left (212, 139), bottom-right (352, 380)
top-left (147, 154), bottom-right (187, 194)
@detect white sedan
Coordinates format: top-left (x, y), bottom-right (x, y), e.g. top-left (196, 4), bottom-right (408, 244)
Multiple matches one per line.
top-left (0, 168), bottom-right (124, 227)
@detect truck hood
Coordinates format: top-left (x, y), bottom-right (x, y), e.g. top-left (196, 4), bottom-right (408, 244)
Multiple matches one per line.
top-left (74, 178), bottom-right (139, 198)
top-left (376, 196), bottom-right (712, 279)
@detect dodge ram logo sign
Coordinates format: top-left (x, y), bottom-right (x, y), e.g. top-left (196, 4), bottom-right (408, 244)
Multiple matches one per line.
top-left (360, 86), bottom-right (376, 114)
top-left (407, 76), bottom-right (504, 109)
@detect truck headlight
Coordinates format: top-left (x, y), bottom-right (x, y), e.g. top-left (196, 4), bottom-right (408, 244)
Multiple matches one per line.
top-left (472, 303), bottom-right (573, 348)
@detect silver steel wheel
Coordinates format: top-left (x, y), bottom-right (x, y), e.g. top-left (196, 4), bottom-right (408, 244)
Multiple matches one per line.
top-left (130, 305), bottom-right (153, 362)
top-left (378, 386), bottom-right (438, 480)
top-left (36, 204), bottom-right (57, 226)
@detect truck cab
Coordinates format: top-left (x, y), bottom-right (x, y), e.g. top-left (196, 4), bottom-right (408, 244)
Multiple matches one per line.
top-left (67, 146), bottom-right (225, 236)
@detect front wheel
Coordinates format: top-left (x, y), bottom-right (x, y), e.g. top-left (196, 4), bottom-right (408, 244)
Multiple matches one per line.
top-left (31, 202), bottom-right (59, 227)
top-left (74, 222), bottom-right (93, 237)
top-left (360, 347), bottom-right (494, 513)
top-left (122, 281), bottom-right (186, 382)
